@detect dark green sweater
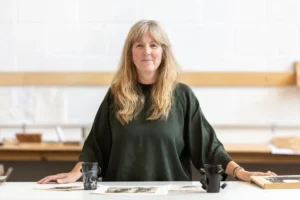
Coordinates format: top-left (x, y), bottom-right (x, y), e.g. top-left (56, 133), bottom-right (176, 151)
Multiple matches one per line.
top-left (78, 82), bottom-right (232, 181)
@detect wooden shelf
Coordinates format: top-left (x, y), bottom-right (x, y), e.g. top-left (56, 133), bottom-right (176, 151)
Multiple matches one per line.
top-left (0, 61), bottom-right (299, 86)
top-left (0, 71), bottom-right (296, 86)
top-left (180, 72), bottom-right (296, 86)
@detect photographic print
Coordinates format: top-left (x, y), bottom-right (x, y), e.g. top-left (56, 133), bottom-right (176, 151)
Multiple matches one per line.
top-left (251, 175), bottom-right (300, 189)
top-left (168, 182), bottom-right (205, 192)
top-left (93, 185), bottom-right (168, 195)
top-left (0, 176), bottom-right (6, 185)
top-left (265, 176), bottom-right (300, 183)
top-left (46, 186), bottom-right (83, 191)
top-left (106, 187), bottom-right (157, 194)
top-left (33, 183), bottom-right (84, 191)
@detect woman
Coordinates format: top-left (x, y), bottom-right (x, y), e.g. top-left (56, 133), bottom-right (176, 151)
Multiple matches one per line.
top-left (38, 19), bottom-right (275, 184)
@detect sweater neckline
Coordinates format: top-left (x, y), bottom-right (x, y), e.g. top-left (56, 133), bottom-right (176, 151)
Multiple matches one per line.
top-left (137, 82), bottom-right (153, 94)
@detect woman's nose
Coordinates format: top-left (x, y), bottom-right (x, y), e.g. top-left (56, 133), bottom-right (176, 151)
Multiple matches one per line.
top-left (143, 46), bottom-right (151, 55)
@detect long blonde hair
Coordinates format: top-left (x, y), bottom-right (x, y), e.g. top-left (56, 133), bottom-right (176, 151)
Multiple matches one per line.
top-left (111, 19), bottom-right (180, 124)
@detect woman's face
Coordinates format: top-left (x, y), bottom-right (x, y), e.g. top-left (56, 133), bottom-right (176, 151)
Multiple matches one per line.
top-left (132, 32), bottom-right (163, 76)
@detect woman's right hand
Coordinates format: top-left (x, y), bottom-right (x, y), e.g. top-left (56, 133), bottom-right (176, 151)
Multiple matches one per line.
top-left (37, 171), bottom-right (82, 184)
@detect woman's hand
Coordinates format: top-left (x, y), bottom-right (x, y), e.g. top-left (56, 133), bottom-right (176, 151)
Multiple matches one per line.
top-left (236, 169), bottom-right (277, 182)
top-left (37, 171), bottom-right (81, 184)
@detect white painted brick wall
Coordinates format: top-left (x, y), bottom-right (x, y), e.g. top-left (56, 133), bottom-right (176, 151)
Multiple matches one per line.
top-left (15, 24), bottom-right (45, 53)
top-left (0, 0), bottom-right (17, 22)
top-left (0, 23), bottom-right (14, 70)
top-left (0, 0), bottom-right (300, 143)
top-left (266, 0), bottom-right (300, 22)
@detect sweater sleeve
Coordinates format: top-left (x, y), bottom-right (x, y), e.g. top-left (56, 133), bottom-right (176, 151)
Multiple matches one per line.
top-left (183, 86), bottom-right (232, 179)
top-left (78, 89), bottom-right (112, 177)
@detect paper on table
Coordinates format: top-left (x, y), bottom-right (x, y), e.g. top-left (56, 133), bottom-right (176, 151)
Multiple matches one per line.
top-left (269, 144), bottom-right (300, 155)
top-left (33, 183), bottom-right (84, 191)
top-left (0, 176), bottom-right (7, 185)
top-left (92, 185), bottom-right (168, 195)
top-left (168, 182), bottom-right (205, 192)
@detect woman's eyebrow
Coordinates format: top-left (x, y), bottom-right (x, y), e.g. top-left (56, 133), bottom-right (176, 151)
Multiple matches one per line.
top-left (134, 40), bottom-right (158, 43)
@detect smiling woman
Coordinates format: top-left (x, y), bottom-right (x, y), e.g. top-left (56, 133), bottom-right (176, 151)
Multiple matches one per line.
top-left (38, 19), bottom-right (276, 184)
top-left (111, 20), bottom-right (179, 124)
top-left (132, 32), bottom-right (163, 83)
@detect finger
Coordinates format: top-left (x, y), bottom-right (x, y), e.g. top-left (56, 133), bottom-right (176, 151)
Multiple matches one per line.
top-left (40, 176), bottom-right (60, 184)
top-left (251, 171), bottom-right (271, 176)
top-left (39, 174), bottom-right (67, 184)
top-left (57, 177), bottom-right (71, 184)
top-left (57, 174), bottom-right (75, 184)
top-left (250, 171), bottom-right (277, 178)
top-left (37, 175), bottom-right (56, 184)
top-left (269, 172), bottom-right (277, 176)
top-left (250, 172), bottom-right (262, 176)
top-left (258, 172), bottom-right (269, 176)
top-left (37, 176), bottom-right (48, 184)
top-left (266, 171), bottom-right (277, 176)
top-left (38, 176), bottom-right (55, 184)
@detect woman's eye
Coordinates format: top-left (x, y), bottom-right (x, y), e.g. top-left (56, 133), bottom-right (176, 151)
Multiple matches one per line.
top-left (150, 44), bottom-right (157, 48)
top-left (136, 44), bottom-right (143, 48)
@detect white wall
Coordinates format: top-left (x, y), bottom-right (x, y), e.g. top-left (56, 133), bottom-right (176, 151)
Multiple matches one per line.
top-left (0, 0), bottom-right (300, 143)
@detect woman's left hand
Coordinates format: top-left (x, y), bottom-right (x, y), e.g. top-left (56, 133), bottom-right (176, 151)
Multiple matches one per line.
top-left (236, 169), bottom-right (277, 182)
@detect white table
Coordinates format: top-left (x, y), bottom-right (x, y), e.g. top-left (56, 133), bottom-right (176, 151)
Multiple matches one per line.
top-left (1, 181), bottom-right (299, 200)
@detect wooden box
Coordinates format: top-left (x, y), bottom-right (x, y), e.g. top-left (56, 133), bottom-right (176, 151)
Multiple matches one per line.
top-left (16, 133), bottom-right (42, 143)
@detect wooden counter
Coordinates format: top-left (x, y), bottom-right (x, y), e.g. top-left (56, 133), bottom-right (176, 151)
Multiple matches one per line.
top-left (0, 143), bottom-right (81, 161)
top-left (1, 143), bottom-right (300, 163)
top-left (225, 144), bottom-right (300, 164)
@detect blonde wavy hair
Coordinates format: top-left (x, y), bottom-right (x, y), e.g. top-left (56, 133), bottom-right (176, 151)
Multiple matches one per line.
top-left (111, 19), bottom-right (181, 124)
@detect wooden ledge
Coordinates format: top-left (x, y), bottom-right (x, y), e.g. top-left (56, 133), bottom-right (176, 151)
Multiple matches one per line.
top-left (0, 62), bottom-right (299, 86)
top-left (296, 62), bottom-right (300, 87)
top-left (0, 71), bottom-right (295, 86)
top-left (224, 144), bottom-right (270, 153)
top-left (0, 142), bottom-right (82, 151)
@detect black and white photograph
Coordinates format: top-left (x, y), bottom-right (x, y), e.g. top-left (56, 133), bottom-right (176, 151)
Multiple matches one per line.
top-left (33, 184), bottom-right (84, 191)
top-left (168, 183), bottom-right (204, 192)
top-left (106, 187), bottom-right (157, 194)
top-left (47, 186), bottom-right (83, 191)
top-left (93, 185), bottom-right (168, 195)
top-left (265, 176), bottom-right (300, 183)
